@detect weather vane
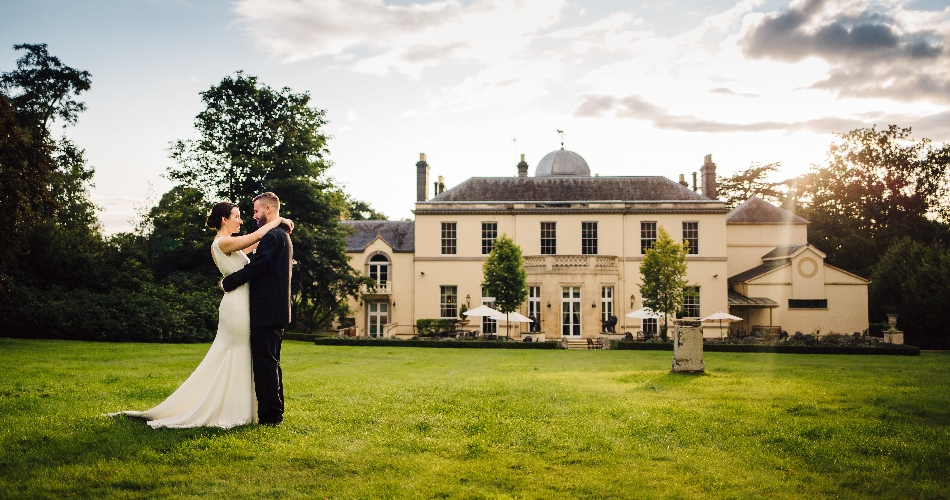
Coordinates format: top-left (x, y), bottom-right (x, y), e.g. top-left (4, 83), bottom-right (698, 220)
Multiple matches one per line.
top-left (557, 129), bottom-right (566, 149)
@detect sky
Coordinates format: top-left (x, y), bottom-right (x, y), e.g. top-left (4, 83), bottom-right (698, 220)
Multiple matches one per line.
top-left (3, 0), bottom-right (949, 233)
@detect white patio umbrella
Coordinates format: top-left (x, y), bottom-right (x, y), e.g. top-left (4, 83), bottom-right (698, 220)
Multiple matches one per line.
top-left (462, 304), bottom-right (502, 317)
top-left (494, 311), bottom-right (533, 323)
top-left (625, 307), bottom-right (661, 319)
top-left (701, 311), bottom-right (744, 339)
top-left (463, 304), bottom-right (504, 339)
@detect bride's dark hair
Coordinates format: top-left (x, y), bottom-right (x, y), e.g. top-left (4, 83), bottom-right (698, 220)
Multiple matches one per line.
top-left (207, 202), bottom-right (238, 230)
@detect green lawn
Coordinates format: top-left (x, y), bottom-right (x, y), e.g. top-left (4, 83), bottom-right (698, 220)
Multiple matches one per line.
top-left (1, 339), bottom-right (948, 499)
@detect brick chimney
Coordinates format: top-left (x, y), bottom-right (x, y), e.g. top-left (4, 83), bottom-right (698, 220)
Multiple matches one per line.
top-left (700, 155), bottom-right (717, 199)
top-left (517, 154), bottom-right (529, 177)
top-left (416, 153), bottom-right (429, 202)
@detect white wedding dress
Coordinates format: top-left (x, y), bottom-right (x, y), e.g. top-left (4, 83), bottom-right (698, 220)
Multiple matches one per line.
top-left (111, 239), bottom-right (256, 428)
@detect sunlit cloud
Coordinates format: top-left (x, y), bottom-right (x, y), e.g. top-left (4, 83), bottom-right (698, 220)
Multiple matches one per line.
top-left (741, 0), bottom-right (950, 103)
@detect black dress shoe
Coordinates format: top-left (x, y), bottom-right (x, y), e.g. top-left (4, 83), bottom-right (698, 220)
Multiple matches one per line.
top-left (259, 420), bottom-right (283, 427)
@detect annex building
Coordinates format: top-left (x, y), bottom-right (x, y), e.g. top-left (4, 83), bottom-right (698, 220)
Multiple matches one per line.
top-left (342, 149), bottom-right (869, 340)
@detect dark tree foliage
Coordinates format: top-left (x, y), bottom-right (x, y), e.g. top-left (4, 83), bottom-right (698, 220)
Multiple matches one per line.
top-left (168, 72), bottom-right (374, 330)
top-left (0, 44), bottom-right (218, 342)
top-left (717, 161), bottom-right (790, 209)
top-left (346, 195), bottom-right (387, 220)
top-left (0, 93), bottom-right (56, 276)
top-left (0, 43), bottom-right (91, 136)
top-left (870, 238), bottom-right (950, 346)
top-left (798, 125), bottom-right (950, 278)
top-left (140, 186), bottom-right (215, 280)
top-left (168, 71), bottom-right (329, 203)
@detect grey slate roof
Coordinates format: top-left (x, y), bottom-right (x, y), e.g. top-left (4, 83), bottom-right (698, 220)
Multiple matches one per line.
top-left (728, 290), bottom-right (779, 307)
top-left (726, 196), bottom-right (808, 223)
top-left (341, 220), bottom-right (414, 253)
top-left (428, 176), bottom-right (709, 203)
top-left (728, 259), bottom-right (790, 283)
top-left (762, 244), bottom-right (808, 259)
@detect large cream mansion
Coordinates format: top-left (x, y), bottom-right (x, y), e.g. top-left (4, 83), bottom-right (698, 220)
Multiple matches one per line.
top-left (342, 150), bottom-right (869, 340)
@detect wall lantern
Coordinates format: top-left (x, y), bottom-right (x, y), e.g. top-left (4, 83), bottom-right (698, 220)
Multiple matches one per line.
top-left (630, 295), bottom-right (636, 308)
top-left (546, 301), bottom-right (551, 308)
top-left (465, 294), bottom-right (471, 306)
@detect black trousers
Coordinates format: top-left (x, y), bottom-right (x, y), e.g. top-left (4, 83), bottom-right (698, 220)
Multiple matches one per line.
top-left (250, 326), bottom-right (284, 423)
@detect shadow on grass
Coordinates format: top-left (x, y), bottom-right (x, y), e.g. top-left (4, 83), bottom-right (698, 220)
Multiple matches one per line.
top-left (4, 413), bottom-right (264, 496)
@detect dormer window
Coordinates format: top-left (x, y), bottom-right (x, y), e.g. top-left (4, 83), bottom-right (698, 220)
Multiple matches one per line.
top-left (369, 254), bottom-right (390, 293)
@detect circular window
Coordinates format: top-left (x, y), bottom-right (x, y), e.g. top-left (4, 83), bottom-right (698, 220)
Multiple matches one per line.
top-left (797, 257), bottom-right (818, 278)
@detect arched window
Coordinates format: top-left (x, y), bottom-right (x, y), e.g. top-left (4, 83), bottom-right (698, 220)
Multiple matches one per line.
top-left (368, 254), bottom-right (390, 292)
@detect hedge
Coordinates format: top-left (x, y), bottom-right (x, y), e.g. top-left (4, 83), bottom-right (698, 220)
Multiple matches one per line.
top-left (615, 341), bottom-right (921, 355)
top-left (313, 338), bottom-right (559, 349)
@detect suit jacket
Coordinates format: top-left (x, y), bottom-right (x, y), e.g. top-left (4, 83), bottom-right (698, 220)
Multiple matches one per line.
top-left (221, 224), bottom-right (293, 328)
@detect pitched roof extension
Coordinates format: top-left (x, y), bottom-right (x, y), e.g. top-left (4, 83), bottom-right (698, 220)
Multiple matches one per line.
top-left (341, 220), bottom-right (415, 253)
top-left (726, 196), bottom-right (808, 224)
top-left (762, 244), bottom-right (808, 259)
top-left (728, 258), bottom-right (790, 283)
top-left (428, 176), bottom-right (710, 203)
top-left (728, 290), bottom-right (779, 308)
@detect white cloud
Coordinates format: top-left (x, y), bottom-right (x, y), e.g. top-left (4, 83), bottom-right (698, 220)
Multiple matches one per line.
top-left (233, 0), bottom-right (566, 76)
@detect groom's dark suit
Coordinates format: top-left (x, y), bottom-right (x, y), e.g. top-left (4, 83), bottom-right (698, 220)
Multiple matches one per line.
top-left (221, 223), bottom-right (292, 424)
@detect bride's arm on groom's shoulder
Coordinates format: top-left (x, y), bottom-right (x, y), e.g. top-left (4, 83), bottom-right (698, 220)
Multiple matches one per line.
top-left (218, 217), bottom-right (293, 254)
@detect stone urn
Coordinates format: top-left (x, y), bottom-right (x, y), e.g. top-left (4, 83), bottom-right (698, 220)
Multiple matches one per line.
top-left (672, 319), bottom-right (704, 373)
top-left (884, 314), bottom-right (904, 345)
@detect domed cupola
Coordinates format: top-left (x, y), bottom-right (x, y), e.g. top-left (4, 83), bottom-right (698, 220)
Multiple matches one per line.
top-left (535, 148), bottom-right (591, 177)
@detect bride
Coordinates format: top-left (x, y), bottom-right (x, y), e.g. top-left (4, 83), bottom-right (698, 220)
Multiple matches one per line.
top-left (110, 202), bottom-right (292, 428)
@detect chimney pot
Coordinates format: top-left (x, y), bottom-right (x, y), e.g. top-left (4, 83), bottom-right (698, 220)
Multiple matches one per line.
top-left (700, 155), bottom-right (717, 199)
top-left (517, 154), bottom-right (529, 177)
top-left (416, 153), bottom-right (430, 202)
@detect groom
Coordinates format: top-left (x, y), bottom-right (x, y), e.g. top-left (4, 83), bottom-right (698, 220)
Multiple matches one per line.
top-left (221, 192), bottom-right (293, 425)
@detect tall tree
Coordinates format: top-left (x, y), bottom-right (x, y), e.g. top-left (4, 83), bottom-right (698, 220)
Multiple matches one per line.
top-left (639, 226), bottom-right (689, 340)
top-left (0, 93), bottom-right (55, 276)
top-left (481, 234), bottom-right (528, 338)
top-left (0, 43), bottom-right (91, 136)
top-left (870, 238), bottom-right (950, 346)
top-left (797, 125), bottom-right (950, 278)
top-left (168, 71), bottom-right (329, 203)
top-left (168, 72), bottom-right (372, 329)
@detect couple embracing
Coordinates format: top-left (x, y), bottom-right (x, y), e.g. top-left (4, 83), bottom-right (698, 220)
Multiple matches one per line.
top-left (112, 192), bottom-right (292, 428)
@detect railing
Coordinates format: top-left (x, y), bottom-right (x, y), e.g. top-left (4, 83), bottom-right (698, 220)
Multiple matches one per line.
top-left (523, 255), bottom-right (619, 273)
top-left (366, 281), bottom-right (391, 294)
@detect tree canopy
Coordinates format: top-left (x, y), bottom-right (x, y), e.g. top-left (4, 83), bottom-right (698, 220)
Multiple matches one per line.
top-left (639, 226), bottom-right (689, 340)
top-left (481, 234), bottom-right (528, 337)
top-left (0, 43), bottom-right (91, 136)
top-left (167, 71), bottom-right (373, 329)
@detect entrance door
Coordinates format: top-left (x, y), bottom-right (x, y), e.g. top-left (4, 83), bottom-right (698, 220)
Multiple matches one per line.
top-left (561, 286), bottom-right (581, 337)
top-left (368, 302), bottom-right (389, 338)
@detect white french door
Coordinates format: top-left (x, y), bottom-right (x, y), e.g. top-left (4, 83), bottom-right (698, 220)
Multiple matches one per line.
top-left (561, 286), bottom-right (581, 337)
top-left (368, 302), bottom-right (389, 337)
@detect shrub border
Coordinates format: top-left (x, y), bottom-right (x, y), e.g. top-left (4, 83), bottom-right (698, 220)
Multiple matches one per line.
top-left (311, 338), bottom-right (559, 349)
top-left (615, 341), bottom-right (920, 355)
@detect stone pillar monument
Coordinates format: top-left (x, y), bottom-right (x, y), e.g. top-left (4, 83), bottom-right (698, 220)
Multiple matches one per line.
top-left (672, 319), bottom-right (704, 373)
top-left (883, 314), bottom-right (904, 345)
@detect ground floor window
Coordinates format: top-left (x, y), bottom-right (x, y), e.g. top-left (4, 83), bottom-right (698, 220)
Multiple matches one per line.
top-left (440, 286), bottom-right (457, 318)
top-left (528, 286), bottom-right (541, 332)
top-left (642, 318), bottom-right (658, 335)
top-left (682, 286), bottom-right (700, 318)
top-left (482, 296), bottom-right (497, 334)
